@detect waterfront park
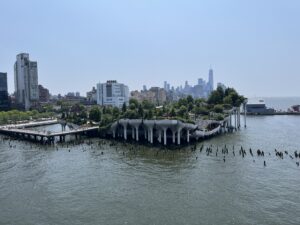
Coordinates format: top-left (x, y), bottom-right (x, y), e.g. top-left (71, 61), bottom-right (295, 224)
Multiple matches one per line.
top-left (0, 87), bottom-right (245, 146)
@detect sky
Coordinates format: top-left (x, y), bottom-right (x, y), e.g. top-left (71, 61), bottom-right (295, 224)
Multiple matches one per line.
top-left (0, 0), bottom-right (299, 97)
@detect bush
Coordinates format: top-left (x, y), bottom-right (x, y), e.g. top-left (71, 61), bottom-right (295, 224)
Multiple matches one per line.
top-left (213, 105), bottom-right (224, 113)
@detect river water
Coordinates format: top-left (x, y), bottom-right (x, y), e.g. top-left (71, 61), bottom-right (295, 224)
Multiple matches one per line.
top-left (1, 115), bottom-right (300, 224)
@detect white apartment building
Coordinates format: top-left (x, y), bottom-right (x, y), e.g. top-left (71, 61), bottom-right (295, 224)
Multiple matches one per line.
top-left (14, 53), bottom-right (39, 110)
top-left (97, 80), bottom-right (129, 108)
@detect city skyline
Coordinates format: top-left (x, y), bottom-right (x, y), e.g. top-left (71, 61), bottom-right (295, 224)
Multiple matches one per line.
top-left (1, 0), bottom-right (300, 97)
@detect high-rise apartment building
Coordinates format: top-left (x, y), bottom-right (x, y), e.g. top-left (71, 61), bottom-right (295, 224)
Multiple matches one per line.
top-left (0, 72), bottom-right (9, 110)
top-left (97, 80), bottom-right (129, 108)
top-left (14, 53), bottom-right (39, 110)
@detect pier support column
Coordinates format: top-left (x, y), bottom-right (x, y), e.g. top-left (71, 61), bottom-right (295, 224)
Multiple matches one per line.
top-left (187, 130), bottom-right (190, 143)
top-left (123, 124), bottom-right (127, 140)
top-left (150, 128), bottom-right (153, 144)
top-left (172, 131), bottom-right (176, 144)
top-left (243, 102), bottom-right (247, 128)
top-left (163, 128), bottom-right (167, 146)
top-left (124, 128), bottom-right (127, 140)
top-left (238, 108), bottom-right (241, 129)
top-left (147, 129), bottom-right (150, 142)
top-left (132, 127), bottom-right (135, 139)
top-left (113, 130), bottom-right (116, 138)
top-left (158, 130), bottom-right (162, 143)
top-left (230, 113), bottom-right (232, 128)
top-left (177, 129), bottom-right (181, 145)
top-left (135, 126), bottom-right (139, 141)
top-left (234, 110), bottom-right (237, 130)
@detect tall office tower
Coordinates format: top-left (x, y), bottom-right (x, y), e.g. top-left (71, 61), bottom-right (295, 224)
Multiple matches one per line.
top-left (164, 81), bottom-right (167, 90)
top-left (208, 68), bottom-right (214, 92)
top-left (166, 83), bottom-right (170, 92)
top-left (143, 85), bottom-right (147, 92)
top-left (184, 81), bottom-right (189, 89)
top-left (97, 80), bottom-right (129, 108)
top-left (0, 72), bottom-right (9, 110)
top-left (14, 53), bottom-right (39, 110)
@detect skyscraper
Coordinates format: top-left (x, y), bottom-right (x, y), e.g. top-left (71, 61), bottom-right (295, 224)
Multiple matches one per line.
top-left (14, 53), bottom-right (39, 110)
top-left (208, 68), bottom-right (214, 92)
top-left (164, 81), bottom-right (167, 90)
top-left (0, 72), bottom-right (9, 110)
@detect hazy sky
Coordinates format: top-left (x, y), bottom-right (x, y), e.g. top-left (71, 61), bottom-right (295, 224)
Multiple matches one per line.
top-left (0, 0), bottom-right (299, 97)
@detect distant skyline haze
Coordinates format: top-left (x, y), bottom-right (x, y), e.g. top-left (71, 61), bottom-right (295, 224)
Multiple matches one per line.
top-left (0, 0), bottom-right (299, 97)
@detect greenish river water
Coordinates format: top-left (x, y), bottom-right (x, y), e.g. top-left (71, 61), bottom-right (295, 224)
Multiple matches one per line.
top-left (0, 115), bottom-right (300, 225)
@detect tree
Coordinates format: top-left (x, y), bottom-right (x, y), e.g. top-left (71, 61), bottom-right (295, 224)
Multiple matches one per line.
top-left (80, 111), bottom-right (87, 119)
top-left (187, 95), bottom-right (194, 104)
top-left (100, 114), bottom-right (113, 127)
top-left (178, 105), bottom-right (187, 118)
top-left (178, 98), bottom-right (188, 107)
top-left (148, 109), bottom-right (153, 119)
top-left (224, 87), bottom-right (245, 107)
top-left (188, 102), bottom-right (194, 112)
top-left (223, 95), bottom-right (233, 105)
top-left (207, 86), bottom-right (225, 105)
top-left (193, 106), bottom-right (209, 116)
top-left (194, 98), bottom-right (204, 107)
top-left (104, 107), bottom-right (112, 115)
top-left (142, 100), bottom-right (154, 110)
top-left (89, 106), bottom-right (101, 122)
top-left (129, 98), bottom-right (139, 108)
top-left (129, 103), bottom-right (136, 110)
top-left (122, 102), bottom-right (127, 113)
top-left (124, 109), bottom-right (138, 119)
top-left (112, 107), bottom-right (120, 119)
top-left (213, 104), bottom-right (224, 113)
top-left (156, 108), bottom-right (163, 117)
top-left (138, 104), bottom-right (144, 118)
top-left (169, 107), bottom-right (176, 117)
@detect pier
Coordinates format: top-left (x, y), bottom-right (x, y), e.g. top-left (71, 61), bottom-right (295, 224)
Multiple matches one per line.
top-left (0, 123), bottom-right (99, 143)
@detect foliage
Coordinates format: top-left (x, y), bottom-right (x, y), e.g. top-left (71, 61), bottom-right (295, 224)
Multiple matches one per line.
top-left (89, 106), bottom-right (101, 122)
top-left (213, 104), bottom-right (224, 113)
top-left (177, 106), bottom-right (188, 118)
top-left (0, 110), bottom-right (55, 125)
top-left (208, 87), bottom-right (245, 107)
top-left (122, 102), bottom-right (127, 113)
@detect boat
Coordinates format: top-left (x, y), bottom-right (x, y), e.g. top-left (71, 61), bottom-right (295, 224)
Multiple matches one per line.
top-left (246, 99), bottom-right (275, 115)
top-left (288, 105), bottom-right (300, 113)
